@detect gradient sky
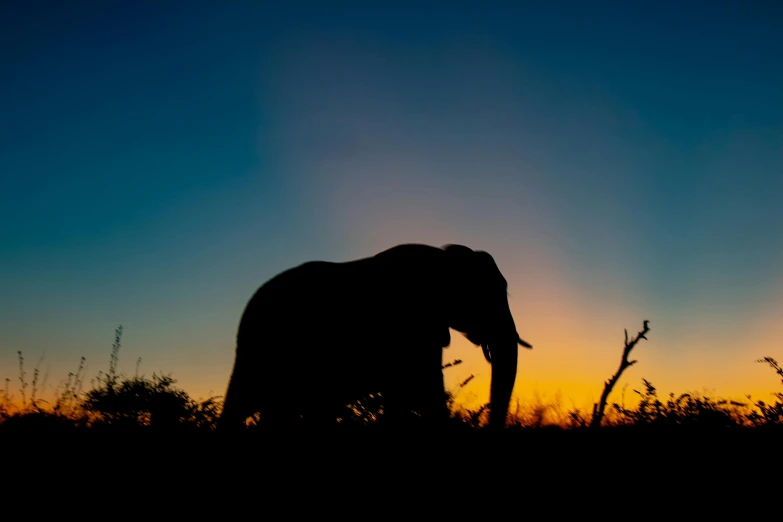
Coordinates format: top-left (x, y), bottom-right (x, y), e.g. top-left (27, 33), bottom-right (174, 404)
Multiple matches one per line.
top-left (2, 1), bottom-right (782, 413)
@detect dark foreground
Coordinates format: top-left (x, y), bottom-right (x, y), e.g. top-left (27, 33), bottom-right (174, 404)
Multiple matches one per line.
top-left (7, 425), bottom-right (779, 464)
top-left (7, 426), bottom-right (777, 509)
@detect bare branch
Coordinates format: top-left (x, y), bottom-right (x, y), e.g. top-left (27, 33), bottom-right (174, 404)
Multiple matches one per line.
top-left (591, 320), bottom-right (651, 429)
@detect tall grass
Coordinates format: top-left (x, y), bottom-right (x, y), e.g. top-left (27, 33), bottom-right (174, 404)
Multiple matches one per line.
top-left (1, 326), bottom-right (782, 432)
top-left (0, 326), bottom-right (222, 432)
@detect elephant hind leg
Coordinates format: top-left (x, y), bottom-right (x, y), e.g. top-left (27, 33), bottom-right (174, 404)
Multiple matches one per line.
top-left (218, 352), bottom-right (259, 431)
top-left (218, 377), bottom-right (250, 431)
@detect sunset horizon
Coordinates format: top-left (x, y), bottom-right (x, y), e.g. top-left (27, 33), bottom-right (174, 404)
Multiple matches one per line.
top-left (2, 2), bottom-right (782, 432)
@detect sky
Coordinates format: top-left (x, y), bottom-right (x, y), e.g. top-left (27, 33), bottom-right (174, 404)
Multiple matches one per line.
top-left (2, 1), bottom-right (782, 414)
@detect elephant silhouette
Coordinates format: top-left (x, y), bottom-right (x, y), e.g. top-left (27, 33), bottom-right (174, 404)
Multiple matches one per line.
top-left (218, 243), bottom-right (532, 431)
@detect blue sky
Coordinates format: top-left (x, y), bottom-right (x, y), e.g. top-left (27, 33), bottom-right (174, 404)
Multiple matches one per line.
top-left (2, 1), bottom-right (782, 406)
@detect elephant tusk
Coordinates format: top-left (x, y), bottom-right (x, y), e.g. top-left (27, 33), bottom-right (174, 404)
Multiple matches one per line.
top-left (518, 336), bottom-right (533, 349)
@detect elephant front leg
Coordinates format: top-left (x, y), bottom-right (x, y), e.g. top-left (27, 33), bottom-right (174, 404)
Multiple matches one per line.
top-left (413, 363), bottom-right (449, 428)
top-left (381, 345), bottom-right (448, 431)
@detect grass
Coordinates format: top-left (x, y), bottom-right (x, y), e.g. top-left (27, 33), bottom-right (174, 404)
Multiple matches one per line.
top-left (2, 324), bottom-right (782, 435)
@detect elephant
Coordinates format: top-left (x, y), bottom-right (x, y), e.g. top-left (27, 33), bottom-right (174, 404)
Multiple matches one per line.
top-left (218, 243), bottom-right (532, 432)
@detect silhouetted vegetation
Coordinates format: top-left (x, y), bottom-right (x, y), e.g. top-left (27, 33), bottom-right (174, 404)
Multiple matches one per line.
top-left (1, 324), bottom-right (782, 433)
top-left (0, 326), bottom-right (222, 433)
top-left (591, 320), bottom-right (651, 428)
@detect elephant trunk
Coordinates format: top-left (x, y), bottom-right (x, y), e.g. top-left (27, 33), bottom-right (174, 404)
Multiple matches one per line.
top-left (487, 338), bottom-right (518, 430)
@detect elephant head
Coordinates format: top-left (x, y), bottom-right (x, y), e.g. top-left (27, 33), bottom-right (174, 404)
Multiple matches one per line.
top-left (442, 244), bottom-right (532, 429)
